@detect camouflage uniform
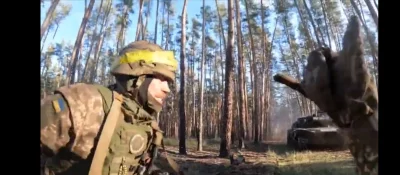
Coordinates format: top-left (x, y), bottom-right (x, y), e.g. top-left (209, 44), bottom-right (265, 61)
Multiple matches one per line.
top-left (40, 41), bottom-right (179, 175)
top-left (273, 16), bottom-right (378, 175)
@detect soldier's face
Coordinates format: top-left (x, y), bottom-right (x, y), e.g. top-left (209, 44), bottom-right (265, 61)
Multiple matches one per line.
top-left (147, 76), bottom-right (171, 105)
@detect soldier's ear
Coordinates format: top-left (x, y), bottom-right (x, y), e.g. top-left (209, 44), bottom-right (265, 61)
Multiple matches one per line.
top-left (341, 15), bottom-right (364, 61)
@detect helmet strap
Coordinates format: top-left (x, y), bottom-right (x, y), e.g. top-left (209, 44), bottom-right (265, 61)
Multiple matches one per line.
top-left (137, 76), bottom-right (152, 108)
top-left (137, 75), bottom-right (163, 114)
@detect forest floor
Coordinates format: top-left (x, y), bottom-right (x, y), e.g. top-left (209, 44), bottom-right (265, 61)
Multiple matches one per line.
top-left (160, 138), bottom-right (356, 175)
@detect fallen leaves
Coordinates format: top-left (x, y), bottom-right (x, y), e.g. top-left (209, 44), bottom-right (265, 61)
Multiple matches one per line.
top-left (161, 139), bottom-right (355, 175)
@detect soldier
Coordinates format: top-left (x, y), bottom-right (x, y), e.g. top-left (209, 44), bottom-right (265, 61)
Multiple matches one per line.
top-left (273, 16), bottom-right (378, 175)
top-left (40, 41), bottom-right (181, 175)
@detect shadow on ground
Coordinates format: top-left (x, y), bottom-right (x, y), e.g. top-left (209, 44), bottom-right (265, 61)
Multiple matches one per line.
top-left (242, 142), bottom-right (270, 153)
top-left (161, 138), bottom-right (355, 175)
top-left (160, 145), bottom-right (278, 175)
top-left (276, 160), bottom-right (356, 175)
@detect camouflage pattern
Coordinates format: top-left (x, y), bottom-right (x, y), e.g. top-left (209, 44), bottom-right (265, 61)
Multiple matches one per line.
top-left (110, 41), bottom-right (178, 82)
top-left (41, 41), bottom-right (181, 175)
top-left (41, 83), bottom-right (105, 159)
top-left (102, 106), bottom-right (155, 175)
top-left (273, 16), bottom-right (378, 175)
top-left (110, 41), bottom-right (178, 113)
top-left (41, 83), bottom-right (160, 175)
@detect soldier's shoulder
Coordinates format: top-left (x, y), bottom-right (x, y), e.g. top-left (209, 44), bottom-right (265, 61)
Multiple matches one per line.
top-left (41, 83), bottom-right (113, 159)
top-left (41, 93), bottom-right (70, 129)
top-left (49, 84), bottom-right (100, 112)
top-left (55, 83), bottom-right (105, 96)
top-left (56, 83), bottom-right (116, 115)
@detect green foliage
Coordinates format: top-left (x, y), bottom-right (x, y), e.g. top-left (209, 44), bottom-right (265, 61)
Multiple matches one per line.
top-left (41, 0), bottom-right (378, 146)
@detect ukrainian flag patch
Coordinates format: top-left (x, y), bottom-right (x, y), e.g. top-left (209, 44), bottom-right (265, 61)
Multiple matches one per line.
top-left (52, 98), bottom-right (66, 113)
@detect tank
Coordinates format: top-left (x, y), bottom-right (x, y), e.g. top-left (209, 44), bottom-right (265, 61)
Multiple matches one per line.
top-left (286, 112), bottom-right (346, 150)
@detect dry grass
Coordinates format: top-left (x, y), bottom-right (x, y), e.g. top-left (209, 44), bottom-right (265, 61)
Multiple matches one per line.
top-left (160, 138), bottom-right (356, 175)
top-left (268, 145), bottom-right (356, 175)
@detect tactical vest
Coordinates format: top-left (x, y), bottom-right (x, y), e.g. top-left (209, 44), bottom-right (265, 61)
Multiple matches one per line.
top-left (50, 83), bottom-right (162, 175)
top-left (94, 85), bottom-right (159, 175)
top-left (47, 83), bottom-right (179, 175)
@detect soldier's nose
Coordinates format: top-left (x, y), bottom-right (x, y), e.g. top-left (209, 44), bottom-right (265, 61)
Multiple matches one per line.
top-left (161, 81), bottom-right (170, 93)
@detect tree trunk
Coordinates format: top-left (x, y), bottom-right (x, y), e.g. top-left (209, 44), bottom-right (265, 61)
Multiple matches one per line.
top-left (41, 28), bottom-right (51, 53)
top-left (234, 0), bottom-right (246, 149)
top-left (320, 0), bottom-right (332, 48)
top-left (260, 0), bottom-right (267, 142)
top-left (66, 0), bottom-right (95, 85)
top-left (349, 0), bottom-right (378, 65)
top-left (81, 0), bottom-right (105, 82)
top-left (293, 0), bottom-right (315, 50)
top-left (215, 0), bottom-right (227, 51)
top-left (363, 0), bottom-right (378, 29)
top-left (165, 4), bottom-right (170, 50)
top-left (117, 4), bottom-right (129, 52)
top-left (154, 0), bottom-right (160, 44)
top-left (244, 0), bottom-right (259, 144)
top-left (303, 0), bottom-right (322, 47)
top-left (41, 0), bottom-right (61, 40)
top-left (179, 0), bottom-right (188, 155)
top-left (197, 0), bottom-right (206, 152)
top-left (219, 0), bottom-right (234, 158)
top-left (135, 0), bottom-right (144, 41)
top-left (89, 0), bottom-right (112, 83)
top-left (160, 2), bottom-right (165, 47)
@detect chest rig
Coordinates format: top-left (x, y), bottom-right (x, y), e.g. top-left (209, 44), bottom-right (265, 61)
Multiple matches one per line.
top-left (91, 85), bottom-right (165, 175)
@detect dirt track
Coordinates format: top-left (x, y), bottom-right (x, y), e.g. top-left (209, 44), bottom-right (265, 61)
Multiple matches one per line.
top-left (161, 140), bottom-right (356, 175)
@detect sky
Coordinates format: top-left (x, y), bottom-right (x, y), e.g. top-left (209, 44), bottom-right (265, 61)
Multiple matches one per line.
top-left (40, 0), bottom-right (376, 85)
top-left (41, 0), bottom-right (230, 50)
top-left (40, 0), bottom-right (317, 96)
top-left (40, 0), bottom-right (275, 51)
top-left (40, 0), bottom-right (376, 63)
top-left (41, 0), bottom-right (378, 125)
top-left (40, 0), bottom-right (274, 82)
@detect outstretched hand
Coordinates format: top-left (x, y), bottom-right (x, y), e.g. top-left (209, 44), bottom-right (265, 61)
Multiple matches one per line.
top-left (272, 15), bottom-right (378, 175)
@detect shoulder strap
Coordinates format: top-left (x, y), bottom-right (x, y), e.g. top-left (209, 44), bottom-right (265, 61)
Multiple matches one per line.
top-left (89, 91), bottom-right (124, 175)
top-left (93, 84), bottom-right (114, 114)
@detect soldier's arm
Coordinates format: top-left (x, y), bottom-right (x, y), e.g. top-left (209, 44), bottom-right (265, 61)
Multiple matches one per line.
top-left (41, 93), bottom-right (72, 156)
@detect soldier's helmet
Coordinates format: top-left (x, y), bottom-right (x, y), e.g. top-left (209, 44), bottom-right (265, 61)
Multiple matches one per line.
top-left (110, 40), bottom-right (178, 82)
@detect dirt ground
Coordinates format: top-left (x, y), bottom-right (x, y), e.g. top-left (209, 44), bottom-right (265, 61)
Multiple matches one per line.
top-left (159, 138), bottom-right (356, 175)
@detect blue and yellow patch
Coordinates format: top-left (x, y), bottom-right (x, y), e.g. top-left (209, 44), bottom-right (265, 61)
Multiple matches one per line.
top-left (52, 98), bottom-right (66, 113)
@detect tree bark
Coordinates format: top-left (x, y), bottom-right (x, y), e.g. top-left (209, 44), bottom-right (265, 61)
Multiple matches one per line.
top-left (135, 0), bottom-right (144, 41)
top-left (234, 0), bottom-right (246, 149)
top-left (66, 0), bottom-right (95, 85)
top-left (244, 0), bottom-right (259, 144)
top-left (179, 0), bottom-right (188, 155)
top-left (303, 0), bottom-right (322, 47)
top-left (219, 0), bottom-right (234, 158)
top-left (41, 0), bottom-right (61, 40)
top-left (154, 0), bottom-right (160, 44)
top-left (363, 0), bottom-right (378, 29)
top-left (197, 0), bottom-right (206, 152)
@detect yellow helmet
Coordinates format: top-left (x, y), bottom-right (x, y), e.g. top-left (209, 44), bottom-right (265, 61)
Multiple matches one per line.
top-left (110, 41), bottom-right (178, 82)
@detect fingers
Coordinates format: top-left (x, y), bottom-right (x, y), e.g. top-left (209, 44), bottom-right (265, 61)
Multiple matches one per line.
top-left (340, 15), bottom-right (370, 99)
top-left (342, 16), bottom-right (363, 56)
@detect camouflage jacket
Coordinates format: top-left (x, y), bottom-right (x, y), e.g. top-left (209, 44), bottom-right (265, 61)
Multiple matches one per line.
top-left (40, 83), bottom-right (163, 175)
